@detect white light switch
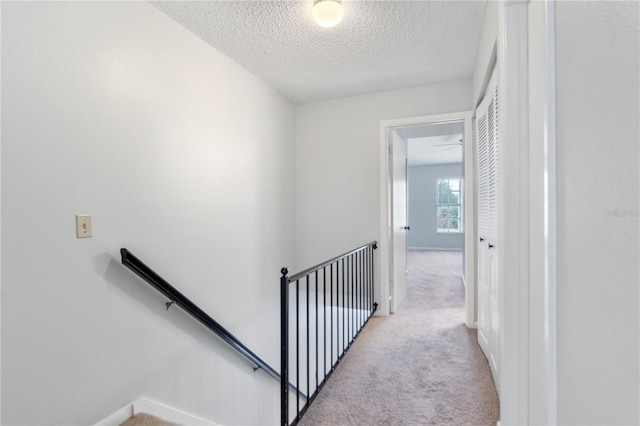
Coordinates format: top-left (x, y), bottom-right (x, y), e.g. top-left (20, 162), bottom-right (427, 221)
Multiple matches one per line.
top-left (76, 214), bottom-right (92, 238)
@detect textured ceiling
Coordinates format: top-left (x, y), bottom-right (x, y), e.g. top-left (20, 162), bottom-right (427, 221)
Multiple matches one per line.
top-left (397, 121), bottom-right (464, 166)
top-left (151, 0), bottom-right (487, 104)
top-left (407, 134), bottom-right (463, 166)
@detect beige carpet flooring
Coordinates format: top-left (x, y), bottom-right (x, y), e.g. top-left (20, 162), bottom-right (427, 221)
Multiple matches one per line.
top-left (299, 250), bottom-right (499, 426)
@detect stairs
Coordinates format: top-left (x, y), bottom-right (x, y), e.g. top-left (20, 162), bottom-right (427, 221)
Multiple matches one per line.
top-left (95, 398), bottom-right (216, 426)
top-left (121, 413), bottom-right (174, 426)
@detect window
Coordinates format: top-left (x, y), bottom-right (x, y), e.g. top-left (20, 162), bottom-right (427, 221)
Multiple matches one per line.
top-left (436, 178), bottom-right (463, 233)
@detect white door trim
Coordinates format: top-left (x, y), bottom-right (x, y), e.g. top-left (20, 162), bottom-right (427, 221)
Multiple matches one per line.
top-left (379, 111), bottom-right (475, 325)
top-left (497, 2), bottom-right (530, 423)
top-left (389, 130), bottom-right (408, 314)
top-left (497, 0), bottom-right (557, 424)
top-left (526, 0), bottom-right (558, 423)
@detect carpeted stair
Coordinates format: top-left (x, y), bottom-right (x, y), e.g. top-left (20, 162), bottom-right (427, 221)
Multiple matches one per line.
top-left (120, 413), bottom-right (176, 426)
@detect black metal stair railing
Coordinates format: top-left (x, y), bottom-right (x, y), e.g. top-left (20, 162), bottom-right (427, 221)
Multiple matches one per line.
top-left (280, 241), bottom-right (378, 426)
top-left (120, 244), bottom-right (377, 425)
top-left (120, 248), bottom-right (304, 399)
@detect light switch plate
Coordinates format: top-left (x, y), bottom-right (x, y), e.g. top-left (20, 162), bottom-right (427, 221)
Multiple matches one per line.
top-left (76, 214), bottom-right (92, 238)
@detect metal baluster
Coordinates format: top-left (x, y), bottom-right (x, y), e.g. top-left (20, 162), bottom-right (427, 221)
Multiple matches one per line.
top-left (323, 267), bottom-right (327, 380)
top-left (330, 263), bottom-right (334, 369)
top-left (351, 254), bottom-right (355, 342)
top-left (361, 250), bottom-right (365, 327)
top-left (346, 255), bottom-right (350, 346)
top-left (337, 259), bottom-right (340, 357)
top-left (363, 248), bottom-right (367, 316)
top-left (280, 269), bottom-right (289, 426)
top-left (349, 256), bottom-right (355, 346)
top-left (368, 246), bottom-right (372, 313)
top-left (371, 245), bottom-right (376, 312)
top-left (361, 249), bottom-right (364, 319)
top-left (354, 252), bottom-right (358, 335)
top-left (364, 248), bottom-right (368, 316)
top-left (306, 275), bottom-right (310, 406)
top-left (351, 254), bottom-right (355, 341)
top-left (360, 250), bottom-right (364, 327)
top-left (369, 246), bottom-right (372, 313)
top-left (354, 251), bottom-right (358, 333)
top-left (356, 251), bottom-right (360, 332)
top-left (315, 271), bottom-right (319, 394)
top-left (296, 279), bottom-right (300, 418)
top-left (352, 254), bottom-right (355, 341)
top-left (342, 258), bottom-right (345, 354)
top-left (356, 251), bottom-right (359, 333)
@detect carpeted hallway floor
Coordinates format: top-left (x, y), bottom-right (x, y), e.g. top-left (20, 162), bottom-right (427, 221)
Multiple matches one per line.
top-left (299, 250), bottom-right (499, 426)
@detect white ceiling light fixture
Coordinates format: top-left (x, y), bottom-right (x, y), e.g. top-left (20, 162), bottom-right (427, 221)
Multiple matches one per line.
top-left (312, 0), bottom-right (344, 28)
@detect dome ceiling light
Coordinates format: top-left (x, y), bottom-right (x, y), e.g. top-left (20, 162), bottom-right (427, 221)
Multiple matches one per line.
top-left (312, 0), bottom-right (344, 28)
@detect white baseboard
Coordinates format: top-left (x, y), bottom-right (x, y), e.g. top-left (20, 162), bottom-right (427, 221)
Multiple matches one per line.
top-left (95, 397), bottom-right (217, 426)
top-left (95, 403), bottom-right (133, 426)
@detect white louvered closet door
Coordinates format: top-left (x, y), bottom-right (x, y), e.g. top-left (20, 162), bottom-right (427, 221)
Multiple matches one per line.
top-left (476, 68), bottom-right (500, 392)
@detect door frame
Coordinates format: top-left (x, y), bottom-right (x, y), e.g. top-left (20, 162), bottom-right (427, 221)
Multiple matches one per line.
top-left (496, 1), bottom-right (557, 423)
top-left (379, 111), bottom-right (475, 325)
top-left (388, 130), bottom-right (408, 314)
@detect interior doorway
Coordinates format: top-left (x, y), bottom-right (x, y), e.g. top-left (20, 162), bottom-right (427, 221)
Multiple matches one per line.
top-left (399, 121), bottom-right (466, 255)
top-left (379, 111), bottom-right (476, 326)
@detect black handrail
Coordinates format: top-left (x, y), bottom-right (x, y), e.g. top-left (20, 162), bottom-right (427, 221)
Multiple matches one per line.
top-left (120, 248), bottom-right (304, 399)
top-left (288, 242), bottom-right (378, 282)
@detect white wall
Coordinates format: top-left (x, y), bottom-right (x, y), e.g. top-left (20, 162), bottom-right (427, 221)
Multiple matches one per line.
top-left (555, 2), bottom-right (639, 424)
top-left (408, 163), bottom-right (464, 251)
top-left (295, 80), bottom-right (473, 275)
top-left (1, 2), bottom-right (295, 425)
